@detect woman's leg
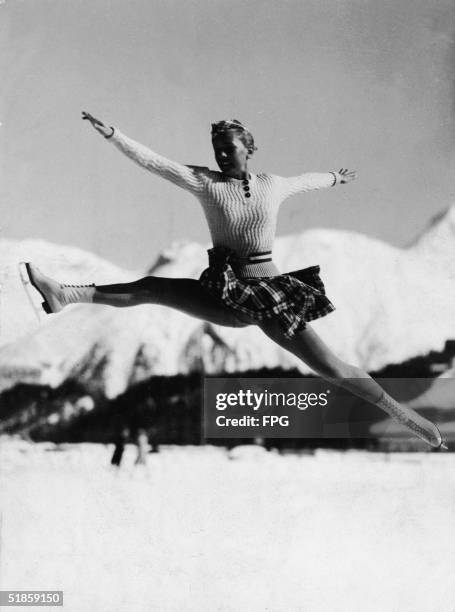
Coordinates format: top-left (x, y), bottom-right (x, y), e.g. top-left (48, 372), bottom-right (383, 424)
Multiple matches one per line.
top-left (23, 264), bottom-right (251, 328)
top-left (94, 276), bottom-right (251, 328)
top-left (258, 319), bottom-right (445, 448)
top-left (24, 263), bottom-right (253, 327)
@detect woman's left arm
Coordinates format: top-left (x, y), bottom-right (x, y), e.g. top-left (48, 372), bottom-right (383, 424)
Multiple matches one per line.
top-left (280, 168), bottom-right (357, 199)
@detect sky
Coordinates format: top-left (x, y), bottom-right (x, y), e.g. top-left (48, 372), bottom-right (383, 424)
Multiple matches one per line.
top-left (2, 0), bottom-right (455, 270)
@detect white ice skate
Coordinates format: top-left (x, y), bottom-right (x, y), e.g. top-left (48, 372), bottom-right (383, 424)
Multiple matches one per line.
top-left (377, 391), bottom-right (448, 451)
top-left (18, 262), bottom-right (95, 318)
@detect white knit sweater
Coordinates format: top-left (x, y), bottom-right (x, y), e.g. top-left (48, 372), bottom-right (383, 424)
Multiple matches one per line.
top-left (109, 129), bottom-right (340, 277)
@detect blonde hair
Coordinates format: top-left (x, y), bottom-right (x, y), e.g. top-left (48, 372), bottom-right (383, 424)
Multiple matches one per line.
top-left (211, 119), bottom-right (257, 154)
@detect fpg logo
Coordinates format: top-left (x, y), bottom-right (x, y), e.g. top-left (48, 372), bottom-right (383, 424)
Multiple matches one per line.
top-left (262, 415), bottom-right (289, 427)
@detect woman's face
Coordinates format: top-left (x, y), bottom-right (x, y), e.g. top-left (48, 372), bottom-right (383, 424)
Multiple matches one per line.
top-left (212, 131), bottom-right (250, 176)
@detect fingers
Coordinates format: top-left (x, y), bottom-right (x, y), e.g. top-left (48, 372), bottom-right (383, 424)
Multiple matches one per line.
top-left (82, 111), bottom-right (98, 123)
top-left (338, 168), bottom-right (358, 183)
top-left (81, 111), bottom-right (105, 127)
top-left (338, 168), bottom-right (355, 175)
top-left (82, 111), bottom-right (96, 122)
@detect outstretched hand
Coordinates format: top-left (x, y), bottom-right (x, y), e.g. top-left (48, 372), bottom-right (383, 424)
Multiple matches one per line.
top-left (338, 168), bottom-right (357, 184)
top-left (82, 111), bottom-right (114, 138)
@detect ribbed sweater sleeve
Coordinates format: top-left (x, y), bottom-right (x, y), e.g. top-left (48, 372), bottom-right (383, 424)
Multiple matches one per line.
top-left (278, 172), bottom-right (340, 200)
top-left (108, 128), bottom-right (205, 194)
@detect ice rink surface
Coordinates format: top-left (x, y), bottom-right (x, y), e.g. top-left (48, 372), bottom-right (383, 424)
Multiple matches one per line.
top-left (1, 440), bottom-right (455, 612)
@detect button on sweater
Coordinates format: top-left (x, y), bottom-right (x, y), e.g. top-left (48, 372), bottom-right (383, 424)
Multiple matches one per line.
top-left (109, 129), bottom-right (339, 277)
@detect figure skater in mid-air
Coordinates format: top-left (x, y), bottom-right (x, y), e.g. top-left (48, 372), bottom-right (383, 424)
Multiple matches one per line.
top-left (22, 111), bottom-right (447, 450)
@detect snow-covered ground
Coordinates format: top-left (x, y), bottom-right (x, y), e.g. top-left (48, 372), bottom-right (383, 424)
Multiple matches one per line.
top-left (1, 440), bottom-right (455, 612)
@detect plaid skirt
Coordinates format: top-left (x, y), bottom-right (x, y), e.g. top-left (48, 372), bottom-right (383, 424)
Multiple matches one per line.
top-left (198, 246), bottom-right (335, 339)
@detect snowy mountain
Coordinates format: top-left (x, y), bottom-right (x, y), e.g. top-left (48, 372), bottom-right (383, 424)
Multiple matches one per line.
top-left (409, 205), bottom-right (455, 278)
top-left (1, 205), bottom-right (455, 398)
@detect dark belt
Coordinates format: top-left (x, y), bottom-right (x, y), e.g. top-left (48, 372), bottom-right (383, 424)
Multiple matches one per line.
top-left (208, 247), bottom-right (273, 266)
top-left (233, 250), bottom-right (273, 264)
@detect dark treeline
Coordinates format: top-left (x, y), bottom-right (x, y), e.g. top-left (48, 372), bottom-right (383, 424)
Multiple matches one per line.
top-left (1, 340), bottom-right (454, 450)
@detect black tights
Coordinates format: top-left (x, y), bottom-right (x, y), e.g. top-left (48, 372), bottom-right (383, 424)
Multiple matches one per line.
top-left (92, 275), bottom-right (442, 446)
top-left (94, 276), bottom-right (389, 402)
top-left (95, 276), bottom-right (251, 328)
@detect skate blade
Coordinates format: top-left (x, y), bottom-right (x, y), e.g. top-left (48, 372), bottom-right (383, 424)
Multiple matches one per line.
top-left (41, 301), bottom-right (52, 314)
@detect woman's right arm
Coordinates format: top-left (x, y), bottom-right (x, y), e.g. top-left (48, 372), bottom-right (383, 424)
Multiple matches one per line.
top-left (82, 112), bottom-right (204, 194)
